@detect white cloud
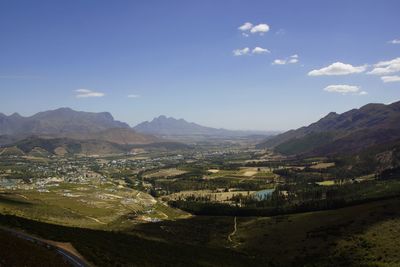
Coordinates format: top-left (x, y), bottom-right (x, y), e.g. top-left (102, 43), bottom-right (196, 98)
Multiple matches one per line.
top-left (273, 54), bottom-right (299, 65)
top-left (128, 94), bottom-right (140, 98)
top-left (308, 62), bottom-right (367, 76)
top-left (388, 39), bottom-right (400, 44)
top-left (272, 59), bottom-right (286, 65)
top-left (238, 22), bottom-right (253, 31)
top-left (233, 47), bottom-right (250, 56)
top-left (238, 22), bottom-right (270, 36)
top-left (368, 57), bottom-right (400, 75)
top-left (323, 84), bottom-right (361, 94)
top-left (359, 91), bottom-right (368, 95)
top-left (381, 75), bottom-right (400, 83)
top-left (252, 47), bottom-right (270, 54)
top-left (250, 23), bottom-right (270, 34)
top-left (75, 89), bottom-right (105, 98)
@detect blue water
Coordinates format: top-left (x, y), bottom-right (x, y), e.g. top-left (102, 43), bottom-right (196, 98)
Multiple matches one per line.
top-left (254, 189), bottom-right (275, 200)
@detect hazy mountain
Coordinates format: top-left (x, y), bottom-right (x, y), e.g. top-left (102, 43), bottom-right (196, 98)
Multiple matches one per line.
top-left (0, 108), bottom-right (194, 154)
top-left (257, 100), bottom-right (400, 156)
top-left (0, 108), bottom-right (129, 136)
top-left (134, 115), bottom-right (272, 138)
top-left (0, 108), bottom-right (163, 146)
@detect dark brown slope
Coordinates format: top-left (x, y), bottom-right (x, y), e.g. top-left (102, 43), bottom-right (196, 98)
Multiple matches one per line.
top-left (257, 100), bottom-right (400, 156)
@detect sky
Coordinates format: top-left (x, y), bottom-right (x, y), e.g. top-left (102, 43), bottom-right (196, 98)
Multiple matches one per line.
top-left (0, 0), bottom-right (399, 131)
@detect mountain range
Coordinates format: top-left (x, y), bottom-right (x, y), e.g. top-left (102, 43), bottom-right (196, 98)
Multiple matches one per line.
top-left (0, 108), bottom-right (166, 156)
top-left (0, 108), bottom-right (270, 156)
top-left (134, 115), bottom-right (273, 138)
top-left (2, 100), bottom-right (400, 157)
top-left (257, 100), bottom-right (400, 156)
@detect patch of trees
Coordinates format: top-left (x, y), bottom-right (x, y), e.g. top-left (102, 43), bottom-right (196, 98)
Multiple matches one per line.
top-left (170, 179), bottom-right (400, 217)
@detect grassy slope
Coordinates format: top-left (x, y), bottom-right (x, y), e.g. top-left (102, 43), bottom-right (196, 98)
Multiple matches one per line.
top-left (1, 197), bottom-right (400, 266)
top-left (234, 197), bottom-right (400, 266)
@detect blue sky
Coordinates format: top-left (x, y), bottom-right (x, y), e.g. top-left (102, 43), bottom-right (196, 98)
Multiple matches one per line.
top-left (0, 0), bottom-right (399, 130)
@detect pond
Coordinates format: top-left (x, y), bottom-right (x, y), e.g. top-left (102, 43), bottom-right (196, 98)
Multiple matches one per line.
top-left (254, 188), bottom-right (275, 200)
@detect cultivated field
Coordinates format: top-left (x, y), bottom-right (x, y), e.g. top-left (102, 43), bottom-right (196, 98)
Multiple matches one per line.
top-left (143, 168), bottom-right (188, 179)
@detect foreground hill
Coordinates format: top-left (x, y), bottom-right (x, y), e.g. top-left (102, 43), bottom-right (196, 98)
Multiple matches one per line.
top-left (2, 197), bottom-right (400, 266)
top-left (257, 100), bottom-right (400, 156)
top-left (134, 115), bottom-right (272, 138)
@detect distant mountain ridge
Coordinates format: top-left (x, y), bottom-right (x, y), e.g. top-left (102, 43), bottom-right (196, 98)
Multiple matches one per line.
top-left (134, 115), bottom-right (272, 138)
top-left (257, 100), bottom-right (400, 156)
top-left (0, 107), bottom-right (129, 136)
top-left (0, 108), bottom-right (159, 146)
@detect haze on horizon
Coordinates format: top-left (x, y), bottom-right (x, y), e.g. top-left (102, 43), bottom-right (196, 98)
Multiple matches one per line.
top-left (0, 0), bottom-right (399, 131)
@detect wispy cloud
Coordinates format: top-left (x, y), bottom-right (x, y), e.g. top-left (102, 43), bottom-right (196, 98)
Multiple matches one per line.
top-left (128, 94), bottom-right (140, 98)
top-left (272, 59), bottom-right (287, 65)
top-left (388, 39), bottom-right (400, 44)
top-left (272, 55), bottom-right (299, 65)
top-left (323, 84), bottom-right (365, 95)
top-left (381, 75), bottom-right (400, 83)
top-left (238, 22), bottom-right (253, 31)
top-left (288, 54), bottom-right (299, 64)
top-left (252, 47), bottom-right (270, 54)
top-left (368, 57), bottom-right (400, 76)
top-left (75, 89), bottom-right (105, 98)
top-left (308, 62), bottom-right (367, 76)
top-left (233, 47), bottom-right (250, 56)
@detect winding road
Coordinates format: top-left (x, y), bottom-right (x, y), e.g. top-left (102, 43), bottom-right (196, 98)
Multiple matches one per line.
top-left (228, 216), bottom-right (237, 242)
top-left (0, 226), bottom-right (92, 267)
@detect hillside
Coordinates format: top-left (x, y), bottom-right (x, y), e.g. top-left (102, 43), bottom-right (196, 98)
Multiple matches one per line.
top-left (11, 137), bottom-right (127, 156)
top-left (134, 115), bottom-right (271, 138)
top-left (257, 101), bottom-right (400, 156)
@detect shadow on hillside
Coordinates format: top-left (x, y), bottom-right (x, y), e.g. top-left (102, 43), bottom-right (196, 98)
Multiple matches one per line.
top-left (0, 197), bottom-right (399, 266)
top-left (0, 193), bottom-right (33, 206)
top-left (132, 197), bottom-right (400, 266)
top-left (0, 213), bottom-right (256, 267)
